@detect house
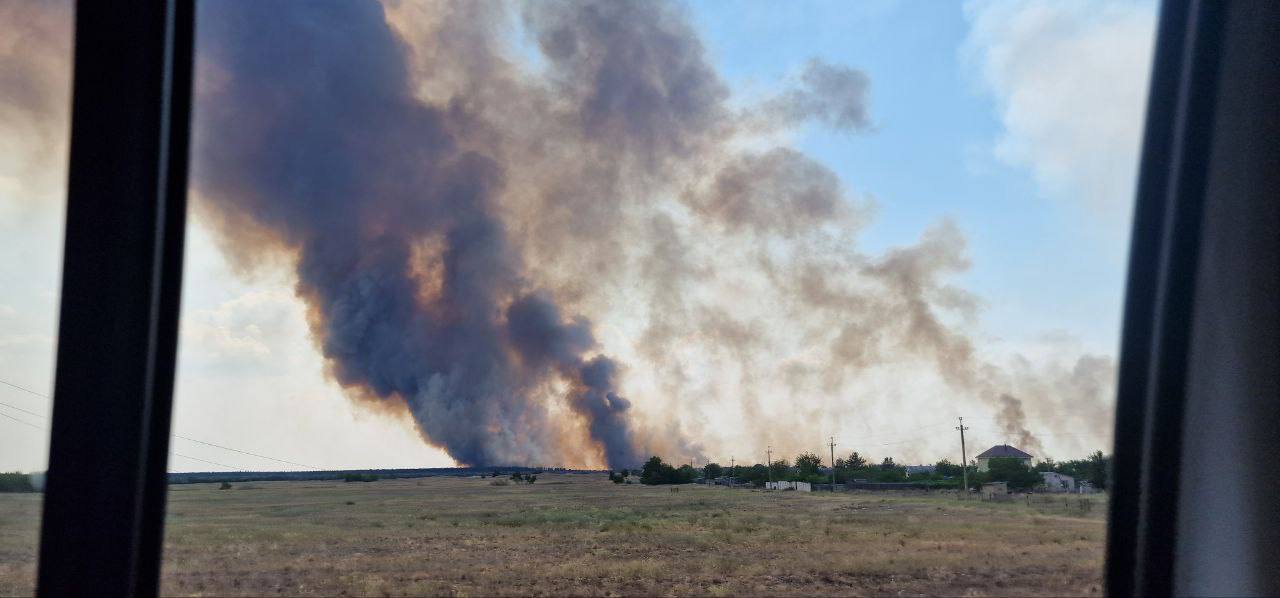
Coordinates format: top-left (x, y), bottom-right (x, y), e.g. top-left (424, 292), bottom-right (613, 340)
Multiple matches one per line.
top-left (975, 444), bottom-right (1034, 472)
top-left (1040, 471), bottom-right (1075, 492)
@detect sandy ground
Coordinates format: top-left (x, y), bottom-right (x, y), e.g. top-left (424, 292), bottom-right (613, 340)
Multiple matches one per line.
top-left (0, 474), bottom-right (1105, 596)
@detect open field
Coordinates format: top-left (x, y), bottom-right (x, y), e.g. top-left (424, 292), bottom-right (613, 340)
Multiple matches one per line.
top-left (0, 474), bottom-right (1106, 596)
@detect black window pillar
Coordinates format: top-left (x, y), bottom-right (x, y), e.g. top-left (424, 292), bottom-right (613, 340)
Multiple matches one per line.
top-left (37, 1), bottom-right (193, 596)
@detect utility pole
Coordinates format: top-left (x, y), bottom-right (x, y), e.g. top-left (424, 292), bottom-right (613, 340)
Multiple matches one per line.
top-left (766, 445), bottom-right (773, 484)
top-left (956, 417), bottom-right (970, 493)
top-left (828, 436), bottom-right (837, 490)
top-left (730, 456), bottom-right (735, 480)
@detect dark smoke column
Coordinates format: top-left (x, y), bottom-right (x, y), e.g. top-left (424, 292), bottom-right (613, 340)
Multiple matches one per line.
top-left (190, 1), bottom-right (643, 468)
top-left (505, 294), bottom-right (644, 469)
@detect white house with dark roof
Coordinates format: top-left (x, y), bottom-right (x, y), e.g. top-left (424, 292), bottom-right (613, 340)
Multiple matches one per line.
top-left (975, 444), bottom-right (1033, 472)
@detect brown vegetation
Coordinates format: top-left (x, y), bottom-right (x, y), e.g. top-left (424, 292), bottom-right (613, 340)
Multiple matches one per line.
top-left (0, 474), bottom-right (1104, 596)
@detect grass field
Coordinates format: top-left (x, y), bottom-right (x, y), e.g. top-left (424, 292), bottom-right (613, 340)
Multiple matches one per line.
top-left (0, 474), bottom-right (1106, 596)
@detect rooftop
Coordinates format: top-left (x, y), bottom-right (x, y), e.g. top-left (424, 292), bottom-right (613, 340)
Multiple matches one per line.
top-left (975, 444), bottom-right (1034, 460)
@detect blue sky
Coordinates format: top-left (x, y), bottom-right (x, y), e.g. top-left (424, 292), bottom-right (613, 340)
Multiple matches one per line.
top-left (690, 0), bottom-right (1149, 355)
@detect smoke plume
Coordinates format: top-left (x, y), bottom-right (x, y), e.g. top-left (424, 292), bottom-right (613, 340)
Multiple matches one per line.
top-left (185, 0), bottom-right (1117, 466)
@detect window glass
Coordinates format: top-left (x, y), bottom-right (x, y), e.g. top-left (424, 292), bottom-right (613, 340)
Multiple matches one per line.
top-left (5, 1), bottom-right (1158, 595)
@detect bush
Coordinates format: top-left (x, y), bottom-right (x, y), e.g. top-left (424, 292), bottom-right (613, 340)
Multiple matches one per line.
top-left (0, 472), bottom-right (34, 493)
top-left (639, 456), bottom-right (696, 485)
top-left (219, 481), bottom-right (233, 490)
top-left (343, 473), bottom-right (379, 483)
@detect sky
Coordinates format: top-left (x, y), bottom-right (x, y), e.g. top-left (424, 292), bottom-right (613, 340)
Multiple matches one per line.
top-left (0, 0), bottom-right (1157, 473)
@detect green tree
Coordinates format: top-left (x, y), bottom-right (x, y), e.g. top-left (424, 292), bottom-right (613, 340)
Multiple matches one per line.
top-left (702, 462), bottom-right (723, 479)
top-left (737, 464), bottom-right (769, 487)
top-left (840, 452), bottom-right (868, 470)
top-left (1081, 450), bottom-right (1109, 489)
top-left (640, 456), bottom-right (667, 485)
top-left (935, 458), bottom-right (963, 478)
top-left (768, 459), bottom-right (791, 482)
top-left (982, 457), bottom-right (1041, 490)
top-left (795, 452), bottom-right (823, 477)
top-left (1053, 450), bottom-right (1110, 490)
top-left (640, 456), bottom-right (693, 485)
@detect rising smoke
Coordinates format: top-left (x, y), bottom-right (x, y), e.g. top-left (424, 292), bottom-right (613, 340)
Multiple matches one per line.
top-left (0, 0), bottom-right (1117, 468)
top-left (188, 0), bottom-right (1116, 466)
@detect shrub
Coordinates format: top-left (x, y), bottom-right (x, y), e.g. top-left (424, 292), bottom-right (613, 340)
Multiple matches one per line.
top-left (981, 457), bottom-right (1042, 490)
top-left (640, 456), bottom-right (697, 485)
top-left (343, 473), bottom-right (379, 483)
top-left (219, 481), bottom-right (233, 490)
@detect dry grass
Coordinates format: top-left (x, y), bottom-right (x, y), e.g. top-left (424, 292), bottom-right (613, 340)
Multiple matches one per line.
top-left (0, 475), bottom-right (1106, 596)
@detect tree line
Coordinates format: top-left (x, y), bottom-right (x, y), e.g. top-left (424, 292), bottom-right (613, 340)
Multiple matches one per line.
top-left (615, 450), bottom-right (1111, 491)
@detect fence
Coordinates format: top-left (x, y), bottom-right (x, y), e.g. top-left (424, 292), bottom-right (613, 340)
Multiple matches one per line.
top-left (1025, 493), bottom-right (1099, 517)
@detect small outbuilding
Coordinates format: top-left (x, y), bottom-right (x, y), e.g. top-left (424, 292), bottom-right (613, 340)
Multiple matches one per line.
top-left (981, 481), bottom-right (1008, 499)
top-left (1040, 471), bottom-right (1076, 492)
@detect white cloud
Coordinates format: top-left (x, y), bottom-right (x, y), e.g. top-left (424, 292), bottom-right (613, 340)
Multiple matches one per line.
top-left (963, 0), bottom-right (1157, 226)
top-left (181, 289), bottom-right (300, 364)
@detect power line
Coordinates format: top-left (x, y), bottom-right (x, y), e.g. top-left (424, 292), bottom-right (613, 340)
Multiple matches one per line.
top-left (0, 398), bottom-right (45, 419)
top-left (0, 409), bottom-right (42, 430)
top-left (169, 453), bottom-right (237, 470)
top-left (0, 410), bottom-right (238, 470)
top-left (0, 377), bottom-right (48, 398)
top-left (0, 375), bottom-right (318, 470)
top-left (169, 435), bottom-right (317, 470)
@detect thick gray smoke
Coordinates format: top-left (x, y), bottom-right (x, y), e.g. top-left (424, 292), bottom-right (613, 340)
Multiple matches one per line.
top-left (178, 0), bottom-right (1117, 466)
top-left (192, 1), bottom-right (648, 467)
